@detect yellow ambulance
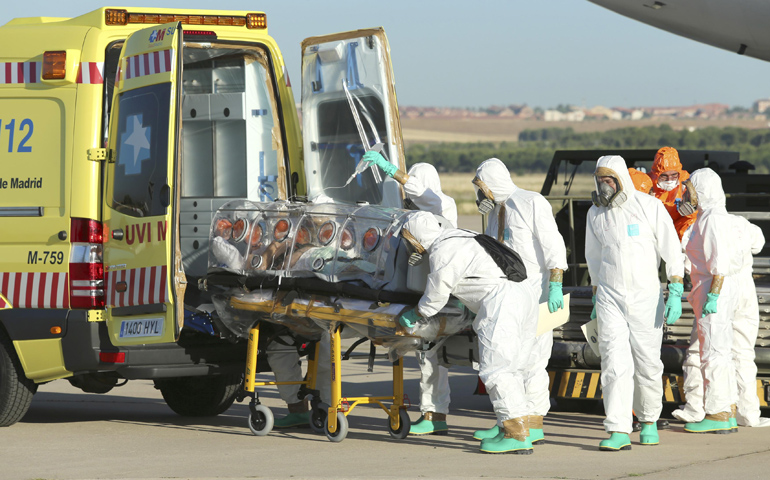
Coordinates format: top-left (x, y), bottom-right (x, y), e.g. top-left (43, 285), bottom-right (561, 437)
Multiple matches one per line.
top-left (0, 6), bottom-right (406, 426)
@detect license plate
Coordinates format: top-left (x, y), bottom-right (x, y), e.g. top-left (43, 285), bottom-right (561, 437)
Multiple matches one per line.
top-left (119, 318), bottom-right (164, 338)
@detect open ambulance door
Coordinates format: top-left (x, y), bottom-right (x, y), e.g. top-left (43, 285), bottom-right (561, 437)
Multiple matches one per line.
top-left (102, 22), bottom-right (184, 345)
top-left (300, 28), bottom-right (405, 208)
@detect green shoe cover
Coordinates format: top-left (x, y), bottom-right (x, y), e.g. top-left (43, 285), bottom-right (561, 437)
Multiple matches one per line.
top-left (273, 411), bottom-right (310, 429)
top-left (729, 417), bottom-right (738, 432)
top-left (472, 424), bottom-right (501, 441)
top-left (480, 434), bottom-right (533, 454)
top-left (684, 418), bottom-right (732, 434)
top-left (640, 423), bottom-right (659, 445)
top-left (599, 432), bottom-right (631, 451)
top-left (409, 418), bottom-right (448, 435)
top-left (529, 428), bottom-right (545, 445)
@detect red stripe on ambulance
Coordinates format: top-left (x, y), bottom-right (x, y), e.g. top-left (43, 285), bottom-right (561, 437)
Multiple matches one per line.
top-left (106, 266), bottom-right (167, 308)
top-left (0, 62), bottom-right (41, 84)
top-left (0, 272), bottom-right (69, 308)
top-left (76, 62), bottom-right (105, 84)
top-left (123, 49), bottom-right (174, 80)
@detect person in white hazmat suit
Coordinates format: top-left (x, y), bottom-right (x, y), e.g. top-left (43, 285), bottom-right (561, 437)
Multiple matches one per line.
top-left (469, 158), bottom-right (568, 446)
top-left (585, 155), bottom-right (685, 451)
top-left (674, 168), bottom-right (768, 433)
top-left (397, 211), bottom-right (539, 454)
top-left (363, 151), bottom-right (459, 435)
top-left (672, 194), bottom-right (770, 428)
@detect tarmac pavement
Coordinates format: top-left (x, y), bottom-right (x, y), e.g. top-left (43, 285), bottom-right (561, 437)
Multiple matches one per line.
top-left (2, 353), bottom-right (769, 480)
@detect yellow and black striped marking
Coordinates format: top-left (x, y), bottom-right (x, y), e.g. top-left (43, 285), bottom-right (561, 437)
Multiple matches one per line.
top-left (548, 371), bottom-right (769, 407)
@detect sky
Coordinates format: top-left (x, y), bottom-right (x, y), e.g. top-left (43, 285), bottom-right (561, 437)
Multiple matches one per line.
top-left (3, 0), bottom-right (769, 109)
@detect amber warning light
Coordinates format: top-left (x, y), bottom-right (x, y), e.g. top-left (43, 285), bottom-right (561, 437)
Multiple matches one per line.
top-left (42, 51), bottom-right (66, 80)
top-left (105, 9), bottom-right (266, 29)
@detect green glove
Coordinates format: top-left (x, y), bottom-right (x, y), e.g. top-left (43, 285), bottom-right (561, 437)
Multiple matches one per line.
top-left (548, 282), bottom-right (564, 313)
top-left (362, 150), bottom-right (398, 178)
top-left (665, 282), bottom-right (684, 325)
top-left (399, 308), bottom-right (421, 328)
top-left (702, 292), bottom-right (719, 317)
top-left (590, 294), bottom-right (597, 320)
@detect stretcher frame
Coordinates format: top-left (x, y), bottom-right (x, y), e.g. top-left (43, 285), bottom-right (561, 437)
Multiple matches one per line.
top-left (232, 293), bottom-right (412, 442)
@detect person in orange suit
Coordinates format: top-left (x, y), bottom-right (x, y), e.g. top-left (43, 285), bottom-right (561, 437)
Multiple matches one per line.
top-left (650, 147), bottom-right (697, 240)
top-left (628, 168), bottom-right (653, 194)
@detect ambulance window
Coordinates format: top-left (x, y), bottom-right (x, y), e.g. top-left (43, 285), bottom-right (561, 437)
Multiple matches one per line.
top-left (111, 83), bottom-right (171, 217)
top-left (180, 47), bottom-right (284, 201)
top-left (315, 95), bottom-right (387, 205)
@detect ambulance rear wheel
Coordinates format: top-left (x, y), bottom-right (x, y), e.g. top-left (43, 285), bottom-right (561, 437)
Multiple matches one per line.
top-left (0, 330), bottom-right (37, 427)
top-left (388, 409), bottom-right (411, 440)
top-left (156, 373), bottom-right (241, 417)
top-left (324, 412), bottom-right (348, 442)
top-left (248, 404), bottom-right (274, 436)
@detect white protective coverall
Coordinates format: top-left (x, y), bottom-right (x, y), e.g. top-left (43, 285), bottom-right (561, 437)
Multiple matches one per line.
top-left (267, 332), bottom-right (331, 406)
top-left (585, 155), bottom-right (685, 434)
top-left (477, 158), bottom-right (568, 418)
top-left (679, 168), bottom-right (763, 423)
top-left (403, 163), bottom-right (458, 416)
top-left (404, 212), bottom-right (538, 426)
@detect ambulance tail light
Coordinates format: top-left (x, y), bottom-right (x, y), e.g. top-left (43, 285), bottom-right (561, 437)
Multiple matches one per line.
top-left (69, 218), bottom-right (105, 309)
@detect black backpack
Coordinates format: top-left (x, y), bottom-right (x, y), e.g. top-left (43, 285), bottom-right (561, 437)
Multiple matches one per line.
top-left (473, 233), bottom-right (527, 282)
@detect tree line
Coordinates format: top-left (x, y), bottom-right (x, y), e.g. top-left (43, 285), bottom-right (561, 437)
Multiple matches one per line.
top-left (404, 124), bottom-right (770, 173)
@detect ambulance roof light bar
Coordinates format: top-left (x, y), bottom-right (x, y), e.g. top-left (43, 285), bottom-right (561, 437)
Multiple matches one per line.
top-left (105, 9), bottom-right (266, 29)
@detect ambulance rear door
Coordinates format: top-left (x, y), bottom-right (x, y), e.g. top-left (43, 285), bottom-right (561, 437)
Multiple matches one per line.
top-left (102, 22), bottom-right (184, 345)
top-left (300, 28), bottom-right (405, 207)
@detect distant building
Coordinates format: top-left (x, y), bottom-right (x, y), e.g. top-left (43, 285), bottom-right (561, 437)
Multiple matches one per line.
top-left (753, 99), bottom-right (770, 113)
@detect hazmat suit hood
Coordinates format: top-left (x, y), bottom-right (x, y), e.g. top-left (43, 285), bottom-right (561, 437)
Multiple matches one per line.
top-left (594, 155), bottom-right (634, 207)
top-left (628, 168), bottom-right (652, 194)
top-left (475, 158), bottom-right (515, 203)
top-left (407, 163), bottom-right (443, 194)
top-left (651, 147), bottom-right (683, 183)
top-left (688, 168), bottom-right (726, 211)
top-left (402, 211), bottom-right (444, 251)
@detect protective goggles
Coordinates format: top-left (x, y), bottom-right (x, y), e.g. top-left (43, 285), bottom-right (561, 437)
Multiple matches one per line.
top-left (472, 176), bottom-right (496, 215)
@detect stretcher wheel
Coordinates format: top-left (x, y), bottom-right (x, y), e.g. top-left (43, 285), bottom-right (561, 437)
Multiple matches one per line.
top-left (388, 409), bottom-right (410, 440)
top-left (325, 411), bottom-right (348, 442)
top-left (310, 399), bottom-right (327, 434)
top-left (248, 404), bottom-right (274, 436)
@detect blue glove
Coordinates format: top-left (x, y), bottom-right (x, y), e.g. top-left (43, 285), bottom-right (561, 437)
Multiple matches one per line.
top-left (399, 308), bottom-right (421, 328)
top-left (665, 282), bottom-right (684, 325)
top-left (548, 282), bottom-right (564, 313)
top-left (362, 151), bottom-right (398, 178)
top-left (702, 292), bottom-right (719, 317)
top-left (590, 294), bottom-right (597, 320)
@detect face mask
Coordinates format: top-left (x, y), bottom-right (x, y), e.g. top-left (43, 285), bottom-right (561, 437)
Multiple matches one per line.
top-left (407, 252), bottom-right (424, 266)
top-left (472, 176), bottom-right (496, 215)
top-left (591, 181), bottom-right (615, 207)
top-left (677, 181), bottom-right (698, 216)
top-left (476, 194), bottom-right (495, 215)
top-left (658, 179), bottom-right (677, 191)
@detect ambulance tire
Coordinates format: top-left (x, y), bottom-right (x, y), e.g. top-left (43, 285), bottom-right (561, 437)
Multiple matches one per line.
top-left (156, 373), bottom-right (241, 417)
top-left (0, 330), bottom-right (37, 427)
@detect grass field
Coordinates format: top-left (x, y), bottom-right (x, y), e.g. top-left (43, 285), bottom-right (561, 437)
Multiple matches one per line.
top-left (439, 172), bottom-right (596, 215)
top-left (402, 117), bottom-right (770, 145)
